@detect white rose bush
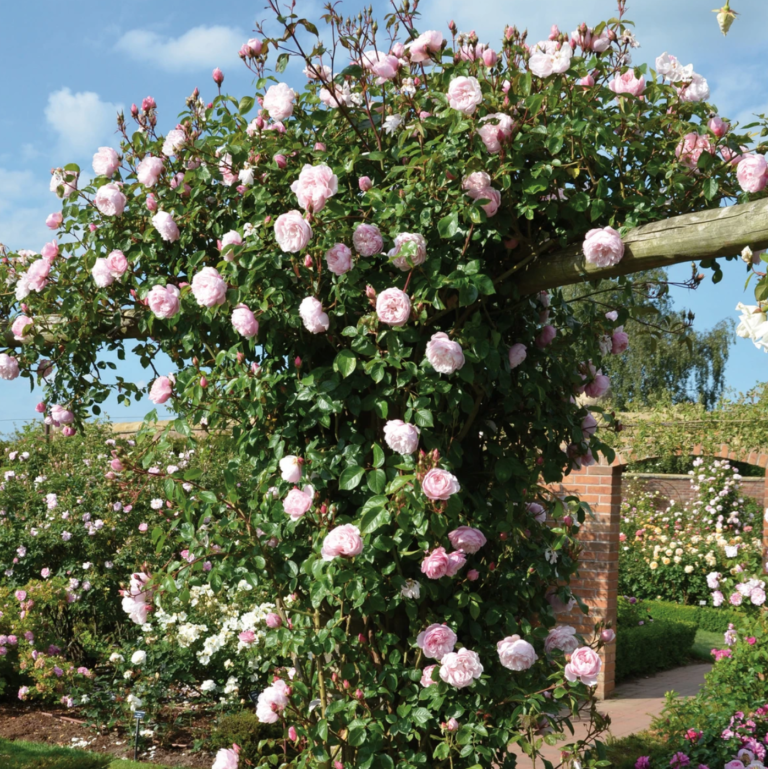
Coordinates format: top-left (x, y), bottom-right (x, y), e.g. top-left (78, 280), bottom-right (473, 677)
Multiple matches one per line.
top-left (0, 1), bottom-right (762, 766)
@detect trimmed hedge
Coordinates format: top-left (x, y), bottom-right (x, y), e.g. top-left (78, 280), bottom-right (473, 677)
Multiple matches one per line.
top-left (644, 600), bottom-right (740, 633)
top-left (616, 618), bottom-right (697, 681)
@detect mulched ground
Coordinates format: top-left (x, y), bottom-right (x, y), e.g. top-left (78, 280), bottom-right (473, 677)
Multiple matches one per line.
top-left (0, 702), bottom-right (213, 767)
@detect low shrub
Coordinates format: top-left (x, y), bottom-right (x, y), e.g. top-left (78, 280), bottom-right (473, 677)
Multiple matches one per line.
top-left (208, 710), bottom-right (284, 765)
top-left (644, 599), bottom-right (742, 633)
top-left (616, 597), bottom-right (696, 680)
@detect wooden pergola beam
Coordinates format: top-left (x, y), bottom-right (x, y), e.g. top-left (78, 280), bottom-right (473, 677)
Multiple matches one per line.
top-left (515, 198), bottom-right (768, 295)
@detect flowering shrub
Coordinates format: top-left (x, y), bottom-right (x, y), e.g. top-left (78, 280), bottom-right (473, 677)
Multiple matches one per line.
top-left (0, 1), bottom-right (759, 766)
top-left (619, 459), bottom-right (763, 606)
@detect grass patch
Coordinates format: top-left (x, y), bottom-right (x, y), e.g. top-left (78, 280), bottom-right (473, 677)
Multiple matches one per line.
top-left (0, 738), bottom-right (193, 769)
top-left (604, 731), bottom-right (667, 769)
top-left (690, 628), bottom-right (725, 662)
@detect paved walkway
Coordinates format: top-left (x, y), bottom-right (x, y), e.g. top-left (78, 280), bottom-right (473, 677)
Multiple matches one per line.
top-left (513, 663), bottom-right (711, 768)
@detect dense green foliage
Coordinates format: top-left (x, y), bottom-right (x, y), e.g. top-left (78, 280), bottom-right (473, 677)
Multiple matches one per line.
top-left (644, 599), bottom-right (741, 633)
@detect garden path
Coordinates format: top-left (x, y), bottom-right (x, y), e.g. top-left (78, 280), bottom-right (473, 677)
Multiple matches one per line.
top-left (512, 662), bottom-right (712, 768)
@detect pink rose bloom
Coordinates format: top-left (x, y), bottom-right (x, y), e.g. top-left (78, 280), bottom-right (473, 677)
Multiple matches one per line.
top-left (497, 634), bottom-right (538, 671)
top-left (406, 30), bottom-right (443, 62)
top-left (376, 288), bottom-right (411, 326)
top-left (46, 212), bottom-right (63, 229)
top-left (106, 250), bottom-right (128, 278)
top-left (92, 147), bottom-right (120, 177)
top-left (290, 163), bottom-right (339, 213)
top-left (463, 171), bottom-right (492, 195)
top-left (439, 648), bottom-right (483, 688)
top-left (266, 612), bottom-right (282, 629)
top-left (544, 625), bottom-right (579, 654)
top-left (239, 630), bottom-right (256, 644)
top-left (299, 296), bottom-right (330, 333)
top-left (321, 524), bottom-right (364, 560)
top-left (421, 547), bottom-right (451, 579)
top-left (149, 376), bottom-right (173, 404)
top-left (422, 468), bottom-right (461, 500)
top-left (279, 456), bottom-right (303, 483)
top-left (426, 332), bottom-right (465, 374)
top-left (358, 176), bottom-right (373, 192)
top-left (447, 76), bottom-right (483, 115)
top-left (582, 412), bottom-right (598, 438)
top-left (469, 187), bottom-right (501, 217)
top-left (231, 304), bottom-right (259, 338)
top-left (263, 82), bottom-right (296, 121)
top-left (220, 230), bottom-right (243, 260)
top-left (528, 40), bottom-right (572, 78)
top-left (0, 354), bottom-right (20, 380)
top-left (325, 243), bottom-right (353, 275)
top-left (25, 259), bottom-right (51, 293)
top-left (676, 133), bottom-right (714, 169)
top-left (50, 169), bottom-right (78, 198)
top-left (94, 182), bottom-right (127, 216)
top-left (601, 628), bottom-right (616, 644)
top-left (162, 129), bottom-right (186, 158)
top-left (416, 623), bottom-right (457, 660)
top-left (51, 404), bottom-right (74, 424)
top-left (477, 113), bottom-right (515, 154)
top-left (584, 365), bottom-right (610, 398)
top-left (420, 664), bottom-right (439, 687)
top-left (137, 156), bottom-right (164, 187)
top-left (192, 267), bottom-right (228, 308)
top-left (383, 420), bottom-right (420, 454)
top-left (508, 343), bottom-right (527, 369)
top-left (283, 488), bottom-right (313, 520)
top-left (445, 550), bottom-right (467, 576)
top-left (147, 284), bottom-right (181, 319)
top-left (389, 232), bottom-right (427, 270)
top-left (11, 316), bottom-right (33, 342)
top-left (43, 240), bottom-right (59, 261)
top-left (146, 193), bottom-right (158, 211)
top-left (353, 223), bottom-right (383, 256)
top-left (712, 590), bottom-right (725, 606)
top-left (578, 74), bottom-right (596, 87)
top-left (360, 49), bottom-right (400, 81)
top-left (611, 327), bottom-right (629, 354)
top-left (448, 526), bottom-right (486, 554)
top-left (724, 762), bottom-right (744, 769)
top-left (751, 587), bottom-right (766, 606)
top-left (152, 211), bottom-right (180, 242)
top-left (91, 258), bottom-right (114, 288)
top-left (583, 227), bottom-right (624, 267)
top-left (737, 154), bottom-right (768, 193)
top-left (275, 210), bottom-right (313, 253)
top-left (608, 70), bottom-right (646, 97)
top-left (528, 502), bottom-right (546, 523)
top-left (564, 646), bottom-right (602, 686)
top-left (535, 325), bottom-right (557, 349)
top-left (678, 72), bottom-right (710, 102)
top-left (212, 745), bottom-right (240, 769)
top-left (256, 679), bottom-right (290, 724)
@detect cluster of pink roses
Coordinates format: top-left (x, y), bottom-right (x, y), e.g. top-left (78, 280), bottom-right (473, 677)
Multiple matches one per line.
top-left (120, 571), bottom-right (153, 625)
top-left (462, 171), bottom-right (501, 217)
top-left (420, 524), bottom-right (482, 580)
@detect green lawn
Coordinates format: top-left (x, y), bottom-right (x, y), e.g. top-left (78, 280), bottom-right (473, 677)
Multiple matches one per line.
top-left (690, 628), bottom-right (725, 662)
top-left (0, 738), bottom-right (194, 769)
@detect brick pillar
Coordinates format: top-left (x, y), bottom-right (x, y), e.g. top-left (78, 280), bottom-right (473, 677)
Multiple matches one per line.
top-left (555, 463), bottom-right (622, 699)
top-left (763, 467), bottom-right (768, 575)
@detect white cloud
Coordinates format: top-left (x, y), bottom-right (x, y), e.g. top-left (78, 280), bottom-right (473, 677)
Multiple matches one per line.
top-left (115, 25), bottom-right (243, 73)
top-left (45, 88), bottom-right (123, 160)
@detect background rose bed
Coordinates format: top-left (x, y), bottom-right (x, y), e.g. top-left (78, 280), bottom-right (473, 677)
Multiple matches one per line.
top-left (1, 0), bottom-right (767, 767)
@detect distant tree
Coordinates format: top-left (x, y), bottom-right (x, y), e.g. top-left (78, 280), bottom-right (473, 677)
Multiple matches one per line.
top-left (564, 268), bottom-right (734, 410)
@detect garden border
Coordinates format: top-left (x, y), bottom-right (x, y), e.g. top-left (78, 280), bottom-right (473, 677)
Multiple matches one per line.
top-left (555, 444), bottom-right (768, 699)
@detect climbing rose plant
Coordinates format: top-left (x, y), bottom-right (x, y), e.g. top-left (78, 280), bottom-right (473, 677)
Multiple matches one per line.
top-left (0, 1), bottom-right (758, 766)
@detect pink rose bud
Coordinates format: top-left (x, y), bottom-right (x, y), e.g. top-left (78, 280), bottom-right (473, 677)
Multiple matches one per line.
top-left (467, 569), bottom-right (479, 581)
top-left (238, 630), bottom-right (256, 644)
top-left (46, 212), bottom-right (63, 229)
top-left (365, 285), bottom-right (377, 300)
top-left (709, 116), bottom-right (728, 138)
top-left (110, 459), bottom-right (123, 472)
top-left (266, 612), bottom-right (282, 629)
top-left (334, 762), bottom-right (343, 769)
top-left (304, 254), bottom-right (313, 268)
top-left (203, 561), bottom-right (212, 571)
top-left (563, 515), bottom-right (573, 526)
top-left (35, 402), bottom-right (45, 413)
top-left (251, 362), bottom-right (261, 375)
top-left (482, 48), bottom-right (497, 66)
top-left (145, 193), bottom-right (158, 211)
top-left (355, 689), bottom-right (364, 700)
top-left (446, 718), bottom-right (459, 732)
top-left (142, 96), bottom-right (156, 111)
top-left (601, 628), bottom-right (616, 643)
top-left (314, 142), bottom-right (326, 151)
top-left (212, 68), bottom-right (224, 85)
top-left (489, 562), bottom-right (496, 571)
top-left (274, 154), bottom-right (287, 169)
top-left (105, 472), bottom-right (116, 480)
top-left (236, 352), bottom-right (245, 363)
top-left (549, 24), bottom-right (560, 40)
top-left (89, 223), bottom-right (97, 232)
top-left (504, 238), bottom-right (519, 250)
top-left (131, 103), bottom-right (139, 117)
top-left (358, 633), bottom-right (366, 644)
top-left (359, 176), bottom-right (373, 192)
top-left (200, 376), bottom-right (208, 388)
top-left (294, 357), bottom-right (302, 368)
top-left (62, 426), bottom-right (75, 437)
top-left (343, 679), bottom-right (350, 689)
top-left (288, 726), bottom-right (298, 741)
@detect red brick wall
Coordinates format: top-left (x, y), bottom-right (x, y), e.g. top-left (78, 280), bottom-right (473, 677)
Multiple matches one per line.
top-left (624, 473), bottom-right (765, 510)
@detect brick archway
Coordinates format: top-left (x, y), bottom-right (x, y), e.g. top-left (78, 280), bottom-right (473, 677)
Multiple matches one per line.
top-left (557, 445), bottom-right (768, 699)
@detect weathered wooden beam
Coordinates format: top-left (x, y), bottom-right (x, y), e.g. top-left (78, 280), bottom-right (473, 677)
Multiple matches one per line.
top-left (515, 198), bottom-right (768, 295)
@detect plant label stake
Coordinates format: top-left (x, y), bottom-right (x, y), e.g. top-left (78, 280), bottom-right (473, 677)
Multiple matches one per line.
top-left (133, 710), bottom-right (146, 761)
top-left (249, 691), bottom-right (259, 713)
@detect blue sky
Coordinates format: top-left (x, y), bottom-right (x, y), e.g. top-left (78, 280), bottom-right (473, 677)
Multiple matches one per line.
top-left (1, 0), bottom-right (767, 432)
